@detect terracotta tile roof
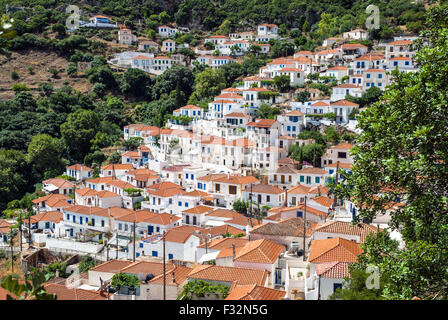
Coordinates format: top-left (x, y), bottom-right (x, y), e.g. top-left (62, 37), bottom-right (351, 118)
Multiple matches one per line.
top-left (225, 284), bottom-right (285, 300)
top-left (43, 178), bottom-right (74, 189)
top-left (197, 174), bottom-right (228, 182)
top-left (107, 207), bottom-right (134, 218)
top-left (121, 261), bottom-right (174, 275)
top-left (198, 237), bottom-right (249, 249)
top-left (90, 259), bottom-right (134, 273)
top-left (106, 180), bottom-right (135, 189)
top-left (75, 188), bottom-right (98, 197)
top-left (288, 184), bottom-right (311, 194)
top-left (205, 225), bottom-right (246, 237)
top-left (215, 93), bottom-right (243, 99)
top-left (233, 239), bottom-right (285, 264)
top-left (285, 110), bottom-right (305, 116)
top-left (149, 265), bottom-right (192, 286)
top-left (226, 138), bottom-right (256, 148)
top-left (297, 167), bottom-right (328, 175)
top-left (341, 43), bottom-right (368, 49)
top-left (310, 101), bottom-right (330, 107)
top-left (246, 119), bottom-right (277, 128)
top-left (164, 228), bottom-right (199, 243)
top-left (142, 213), bottom-right (181, 225)
top-left (275, 166), bottom-right (299, 174)
top-left (184, 190), bottom-right (210, 198)
top-left (308, 237), bottom-right (362, 263)
top-left (224, 112), bottom-right (251, 118)
top-left (387, 40), bottom-right (412, 46)
top-left (32, 194), bottom-right (71, 208)
top-left (214, 175), bottom-right (259, 185)
top-left (330, 100), bottom-right (359, 107)
top-left (250, 217), bottom-right (316, 237)
top-left (267, 204), bottom-right (328, 220)
top-left (43, 284), bottom-right (106, 300)
top-left (312, 196), bottom-right (333, 208)
top-left (242, 184), bottom-right (284, 195)
top-left (205, 208), bottom-right (239, 218)
top-left (147, 181), bottom-right (183, 191)
top-left (244, 87), bottom-right (270, 92)
top-left (30, 211), bottom-right (63, 224)
top-left (122, 151), bottom-right (142, 158)
top-left (331, 142), bottom-right (354, 150)
top-left (183, 205), bottom-right (214, 215)
top-left (327, 66), bottom-right (347, 71)
top-left (101, 164), bottom-right (134, 171)
top-left (187, 265), bottom-right (269, 286)
top-left (146, 187), bottom-right (186, 198)
top-left (389, 56), bottom-right (412, 61)
top-left (227, 214), bottom-right (262, 227)
top-left (314, 261), bottom-right (350, 279)
top-left (63, 205), bottom-right (109, 218)
top-left (85, 176), bottom-right (117, 184)
top-left (66, 164), bottom-right (93, 172)
top-left (313, 221), bottom-right (379, 242)
top-left (115, 210), bottom-right (158, 223)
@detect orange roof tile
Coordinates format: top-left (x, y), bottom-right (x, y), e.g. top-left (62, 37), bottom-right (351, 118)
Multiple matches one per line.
top-left (233, 239), bottom-right (285, 264)
top-left (308, 237), bottom-right (362, 263)
top-left (225, 284), bottom-right (285, 300)
top-left (187, 265), bottom-right (269, 286)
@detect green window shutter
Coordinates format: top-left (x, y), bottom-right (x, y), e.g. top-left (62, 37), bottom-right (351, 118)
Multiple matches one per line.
top-left (300, 176), bottom-right (304, 182)
top-left (316, 177), bottom-right (320, 184)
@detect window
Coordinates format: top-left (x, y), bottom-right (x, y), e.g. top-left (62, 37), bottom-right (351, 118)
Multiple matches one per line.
top-left (119, 223), bottom-right (122, 230)
top-left (378, 74), bottom-right (383, 78)
top-left (125, 224), bottom-right (128, 231)
top-left (297, 211), bottom-right (303, 217)
top-left (168, 253), bottom-right (173, 260)
top-left (101, 220), bottom-right (105, 227)
top-left (333, 283), bottom-right (343, 293)
top-left (266, 195), bottom-right (270, 202)
top-left (338, 152), bottom-right (347, 159)
top-left (178, 201), bottom-right (182, 207)
top-left (152, 251), bottom-right (158, 257)
top-left (366, 74), bottom-right (371, 78)
top-left (315, 177), bottom-right (320, 184)
top-left (300, 176), bottom-right (304, 183)
top-left (139, 243), bottom-right (143, 248)
top-left (66, 214), bottom-right (70, 220)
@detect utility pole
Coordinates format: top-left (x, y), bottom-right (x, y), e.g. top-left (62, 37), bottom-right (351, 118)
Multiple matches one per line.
top-left (106, 241), bottom-right (109, 261)
top-left (133, 220), bottom-right (136, 262)
top-left (303, 196), bottom-right (307, 261)
top-left (18, 211), bottom-right (22, 252)
top-left (28, 208), bottom-right (31, 246)
top-left (163, 230), bottom-right (166, 300)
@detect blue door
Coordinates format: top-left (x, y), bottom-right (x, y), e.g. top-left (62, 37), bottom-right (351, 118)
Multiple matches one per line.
top-left (148, 226), bottom-right (154, 234)
top-left (70, 229), bottom-right (73, 237)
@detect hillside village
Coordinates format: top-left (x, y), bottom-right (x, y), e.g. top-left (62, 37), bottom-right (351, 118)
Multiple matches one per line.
top-left (0, 0), bottom-right (445, 302)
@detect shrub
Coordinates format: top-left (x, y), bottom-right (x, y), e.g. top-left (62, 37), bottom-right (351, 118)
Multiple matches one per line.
top-left (10, 71), bottom-right (19, 80)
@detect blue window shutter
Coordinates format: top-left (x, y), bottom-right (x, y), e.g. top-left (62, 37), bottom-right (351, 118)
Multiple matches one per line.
top-left (168, 254), bottom-right (173, 260)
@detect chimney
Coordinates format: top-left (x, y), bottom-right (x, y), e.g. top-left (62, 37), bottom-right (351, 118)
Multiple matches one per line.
top-left (232, 244), bottom-right (236, 260)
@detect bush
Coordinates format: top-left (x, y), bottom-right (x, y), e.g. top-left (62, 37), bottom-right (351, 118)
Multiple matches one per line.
top-left (11, 71), bottom-right (19, 80)
top-left (12, 83), bottom-right (30, 92)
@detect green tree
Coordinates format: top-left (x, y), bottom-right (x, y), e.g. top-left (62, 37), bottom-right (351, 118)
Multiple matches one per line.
top-left (120, 68), bottom-right (152, 100)
top-left (232, 199), bottom-right (248, 215)
top-left (60, 110), bottom-right (100, 162)
top-left (111, 273), bottom-right (140, 291)
top-left (27, 134), bottom-right (65, 177)
top-left (1, 270), bottom-right (56, 300)
top-left (333, 4), bottom-right (448, 300)
top-left (273, 75), bottom-right (291, 93)
top-left (189, 68), bottom-right (226, 103)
